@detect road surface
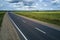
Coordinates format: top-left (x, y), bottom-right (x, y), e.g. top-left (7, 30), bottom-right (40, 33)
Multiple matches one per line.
top-left (8, 12), bottom-right (60, 40)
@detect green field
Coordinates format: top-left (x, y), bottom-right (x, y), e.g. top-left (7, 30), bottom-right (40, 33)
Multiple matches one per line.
top-left (0, 12), bottom-right (5, 27)
top-left (15, 11), bottom-right (60, 26)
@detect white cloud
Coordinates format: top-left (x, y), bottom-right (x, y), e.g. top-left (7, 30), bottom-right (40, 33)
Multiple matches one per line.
top-left (51, 0), bottom-right (60, 3)
top-left (0, 4), bottom-right (3, 7)
top-left (15, 8), bottom-right (21, 10)
top-left (35, 3), bottom-right (39, 5)
top-left (50, 8), bottom-right (53, 10)
top-left (0, 0), bottom-right (60, 10)
top-left (9, 2), bottom-right (24, 8)
top-left (5, 0), bottom-right (12, 2)
top-left (40, 8), bottom-right (43, 9)
top-left (39, 0), bottom-right (43, 2)
top-left (44, 4), bottom-right (48, 6)
top-left (12, 5), bottom-right (19, 7)
top-left (24, 0), bottom-right (33, 2)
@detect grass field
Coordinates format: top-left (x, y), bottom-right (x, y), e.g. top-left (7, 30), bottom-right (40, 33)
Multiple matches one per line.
top-left (0, 12), bottom-right (5, 27)
top-left (15, 11), bottom-right (60, 26)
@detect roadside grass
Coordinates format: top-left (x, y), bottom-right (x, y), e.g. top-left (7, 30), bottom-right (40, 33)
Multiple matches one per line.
top-left (0, 12), bottom-right (5, 27)
top-left (14, 11), bottom-right (60, 26)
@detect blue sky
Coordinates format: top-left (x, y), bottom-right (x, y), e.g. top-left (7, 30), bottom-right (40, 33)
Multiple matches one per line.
top-left (0, 0), bottom-right (60, 10)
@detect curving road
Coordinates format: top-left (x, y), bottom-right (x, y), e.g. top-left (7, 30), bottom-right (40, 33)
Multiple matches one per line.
top-left (8, 12), bottom-right (60, 40)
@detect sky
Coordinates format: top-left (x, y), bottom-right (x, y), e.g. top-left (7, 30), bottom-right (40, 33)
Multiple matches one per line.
top-left (0, 0), bottom-right (60, 10)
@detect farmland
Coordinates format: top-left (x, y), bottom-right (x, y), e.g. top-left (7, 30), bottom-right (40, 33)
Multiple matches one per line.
top-left (15, 11), bottom-right (60, 26)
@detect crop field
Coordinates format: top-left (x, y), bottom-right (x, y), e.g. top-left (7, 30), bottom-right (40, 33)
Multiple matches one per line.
top-left (15, 11), bottom-right (60, 26)
top-left (0, 12), bottom-right (5, 26)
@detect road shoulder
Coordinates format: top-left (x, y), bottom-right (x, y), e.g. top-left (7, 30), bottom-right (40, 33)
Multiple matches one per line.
top-left (0, 13), bottom-right (20, 40)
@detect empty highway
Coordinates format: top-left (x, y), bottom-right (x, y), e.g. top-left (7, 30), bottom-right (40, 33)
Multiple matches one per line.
top-left (8, 12), bottom-right (60, 40)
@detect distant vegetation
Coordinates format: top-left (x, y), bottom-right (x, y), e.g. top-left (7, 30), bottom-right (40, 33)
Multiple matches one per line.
top-left (15, 11), bottom-right (60, 26)
top-left (0, 12), bottom-right (5, 27)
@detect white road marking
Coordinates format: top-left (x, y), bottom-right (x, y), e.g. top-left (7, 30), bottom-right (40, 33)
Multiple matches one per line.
top-left (35, 27), bottom-right (46, 34)
top-left (8, 14), bottom-right (28, 40)
top-left (22, 20), bottom-right (26, 23)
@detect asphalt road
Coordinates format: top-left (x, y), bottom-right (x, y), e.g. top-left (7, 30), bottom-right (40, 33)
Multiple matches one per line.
top-left (8, 12), bottom-right (60, 40)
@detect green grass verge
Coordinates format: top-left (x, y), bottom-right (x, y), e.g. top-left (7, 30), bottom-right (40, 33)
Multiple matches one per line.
top-left (14, 11), bottom-right (60, 26)
top-left (0, 12), bottom-right (5, 27)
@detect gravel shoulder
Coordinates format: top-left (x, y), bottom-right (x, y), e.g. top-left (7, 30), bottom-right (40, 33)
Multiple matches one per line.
top-left (0, 13), bottom-right (20, 40)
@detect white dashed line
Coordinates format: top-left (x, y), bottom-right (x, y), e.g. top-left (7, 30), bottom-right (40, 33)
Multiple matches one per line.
top-left (22, 20), bottom-right (26, 23)
top-left (35, 27), bottom-right (46, 34)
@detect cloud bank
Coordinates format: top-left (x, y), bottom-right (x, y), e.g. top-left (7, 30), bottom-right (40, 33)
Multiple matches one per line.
top-left (0, 0), bottom-right (60, 10)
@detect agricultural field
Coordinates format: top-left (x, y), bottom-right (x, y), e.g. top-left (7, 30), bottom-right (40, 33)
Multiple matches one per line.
top-left (0, 12), bottom-right (5, 27)
top-left (15, 11), bottom-right (60, 26)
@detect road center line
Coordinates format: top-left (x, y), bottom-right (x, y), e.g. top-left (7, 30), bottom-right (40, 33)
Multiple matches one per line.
top-left (22, 20), bottom-right (26, 23)
top-left (35, 27), bottom-right (46, 34)
top-left (8, 14), bottom-right (28, 40)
